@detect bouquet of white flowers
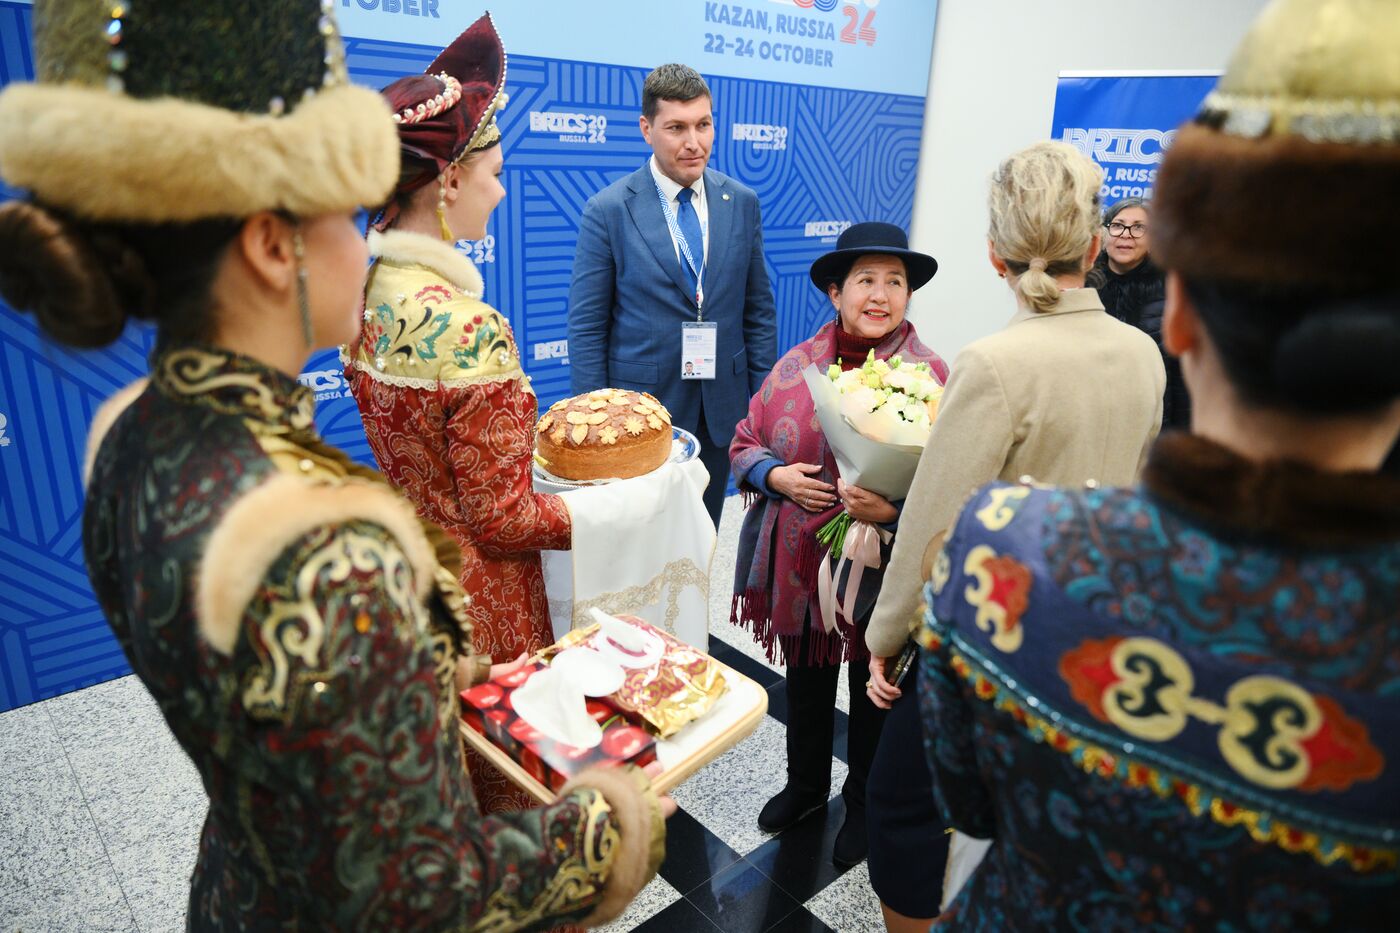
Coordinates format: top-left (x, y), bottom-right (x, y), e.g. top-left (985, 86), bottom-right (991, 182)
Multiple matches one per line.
top-left (824, 350), bottom-right (944, 448)
top-left (801, 350), bottom-right (944, 631)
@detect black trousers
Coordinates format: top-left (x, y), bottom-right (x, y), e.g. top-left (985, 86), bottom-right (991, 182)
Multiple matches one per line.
top-left (780, 619), bottom-right (888, 815)
top-left (866, 663), bottom-right (950, 917)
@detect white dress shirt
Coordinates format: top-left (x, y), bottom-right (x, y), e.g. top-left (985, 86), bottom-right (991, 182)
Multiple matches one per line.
top-left (649, 155), bottom-right (709, 267)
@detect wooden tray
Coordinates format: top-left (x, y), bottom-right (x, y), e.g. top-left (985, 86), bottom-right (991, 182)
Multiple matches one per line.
top-left (459, 657), bottom-right (768, 804)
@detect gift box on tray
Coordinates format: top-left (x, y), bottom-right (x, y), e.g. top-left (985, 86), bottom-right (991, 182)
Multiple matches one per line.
top-left (460, 661), bottom-right (657, 793)
top-left (459, 612), bottom-right (769, 803)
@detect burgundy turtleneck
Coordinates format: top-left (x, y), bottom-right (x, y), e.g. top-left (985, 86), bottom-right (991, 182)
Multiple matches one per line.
top-left (834, 322), bottom-right (900, 370)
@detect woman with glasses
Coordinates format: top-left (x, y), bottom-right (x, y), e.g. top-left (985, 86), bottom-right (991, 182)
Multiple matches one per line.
top-left (1090, 198), bottom-right (1191, 429)
top-left (1089, 198), bottom-right (1164, 323)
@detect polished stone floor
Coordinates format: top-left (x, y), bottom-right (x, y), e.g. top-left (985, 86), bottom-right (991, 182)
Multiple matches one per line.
top-left (0, 496), bottom-right (885, 932)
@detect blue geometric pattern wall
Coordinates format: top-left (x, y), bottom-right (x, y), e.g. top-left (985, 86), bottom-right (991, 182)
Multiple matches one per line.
top-left (0, 11), bottom-right (929, 710)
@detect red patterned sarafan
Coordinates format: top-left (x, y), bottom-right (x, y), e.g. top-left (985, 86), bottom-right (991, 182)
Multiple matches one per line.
top-left (1297, 694), bottom-right (1384, 792)
top-left (963, 545), bottom-right (1033, 653)
top-left (1058, 636), bottom-right (1125, 723)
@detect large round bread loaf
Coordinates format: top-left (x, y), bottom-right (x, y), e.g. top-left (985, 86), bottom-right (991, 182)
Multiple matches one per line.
top-left (536, 389), bottom-right (672, 481)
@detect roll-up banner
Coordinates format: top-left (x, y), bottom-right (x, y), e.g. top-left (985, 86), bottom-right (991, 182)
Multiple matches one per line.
top-left (1052, 71), bottom-right (1221, 205)
top-left (0, 0), bottom-right (939, 709)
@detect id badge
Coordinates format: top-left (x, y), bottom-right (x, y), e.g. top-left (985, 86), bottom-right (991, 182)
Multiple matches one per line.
top-left (680, 321), bottom-right (718, 380)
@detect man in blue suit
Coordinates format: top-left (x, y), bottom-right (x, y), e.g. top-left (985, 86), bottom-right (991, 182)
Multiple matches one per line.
top-left (568, 63), bottom-right (778, 526)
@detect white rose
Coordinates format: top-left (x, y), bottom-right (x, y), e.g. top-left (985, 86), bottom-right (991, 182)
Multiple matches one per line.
top-left (884, 368), bottom-right (917, 395)
top-left (833, 369), bottom-right (863, 392)
top-left (846, 385), bottom-right (882, 414)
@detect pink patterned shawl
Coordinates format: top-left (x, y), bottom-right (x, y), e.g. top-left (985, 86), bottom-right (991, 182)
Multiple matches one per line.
top-left (729, 319), bottom-right (948, 665)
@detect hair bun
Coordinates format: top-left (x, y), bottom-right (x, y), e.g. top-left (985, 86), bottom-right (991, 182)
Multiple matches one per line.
top-left (0, 201), bottom-right (146, 349)
top-left (1273, 304), bottom-right (1400, 411)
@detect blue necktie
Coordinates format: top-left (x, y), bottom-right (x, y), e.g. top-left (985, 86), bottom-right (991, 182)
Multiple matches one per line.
top-left (675, 187), bottom-right (704, 303)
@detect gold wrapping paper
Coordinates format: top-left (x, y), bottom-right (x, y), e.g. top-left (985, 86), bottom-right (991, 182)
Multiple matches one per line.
top-left (546, 619), bottom-right (726, 738)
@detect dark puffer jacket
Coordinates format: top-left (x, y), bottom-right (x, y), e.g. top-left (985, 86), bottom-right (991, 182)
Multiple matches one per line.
top-left (1087, 251), bottom-right (1165, 327)
top-left (1088, 254), bottom-right (1190, 430)
top-left (1135, 300), bottom-right (1192, 431)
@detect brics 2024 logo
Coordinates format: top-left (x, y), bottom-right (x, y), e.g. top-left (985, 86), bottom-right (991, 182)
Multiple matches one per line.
top-left (804, 220), bottom-right (851, 240)
top-left (529, 111), bottom-right (608, 145)
top-left (299, 370), bottom-right (347, 401)
top-left (733, 123), bottom-right (788, 151)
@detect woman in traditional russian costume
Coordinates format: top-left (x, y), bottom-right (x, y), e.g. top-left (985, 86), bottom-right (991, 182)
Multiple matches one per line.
top-left (343, 18), bottom-right (571, 814)
top-left (0, 3), bottom-right (663, 928)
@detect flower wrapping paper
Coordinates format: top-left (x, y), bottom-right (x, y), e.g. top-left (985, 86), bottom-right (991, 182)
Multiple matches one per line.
top-left (802, 354), bottom-right (942, 499)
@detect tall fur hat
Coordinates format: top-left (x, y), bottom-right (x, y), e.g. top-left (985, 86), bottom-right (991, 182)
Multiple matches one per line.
top-left (1152, 0), bottom-right (1400, 290)
top-left (0, 0), bottom-right (398, 223)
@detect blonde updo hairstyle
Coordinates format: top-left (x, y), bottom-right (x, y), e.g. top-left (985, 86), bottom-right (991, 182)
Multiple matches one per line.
top-left (988, 141), bottom-right (1104, 314)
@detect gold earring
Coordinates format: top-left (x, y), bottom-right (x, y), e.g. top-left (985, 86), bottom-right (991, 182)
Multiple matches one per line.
top-left (437, 177), bottom-right (454, 242)
top-left (292, 228), bottom-right (312, 347)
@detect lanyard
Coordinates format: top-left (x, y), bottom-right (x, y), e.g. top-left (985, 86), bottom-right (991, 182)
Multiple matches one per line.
top-left (655, 182), bottom-right (707, 318)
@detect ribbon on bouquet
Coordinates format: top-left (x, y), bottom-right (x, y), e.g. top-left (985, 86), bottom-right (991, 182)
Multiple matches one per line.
top-left (815, 519), bottom-right (892, 634)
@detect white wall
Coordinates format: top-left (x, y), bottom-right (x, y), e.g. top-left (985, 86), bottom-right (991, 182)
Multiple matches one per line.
top-left (906, 0), bottom-right (1271, 361)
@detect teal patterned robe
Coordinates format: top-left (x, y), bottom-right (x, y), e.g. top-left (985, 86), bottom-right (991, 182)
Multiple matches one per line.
top-left (919, 434), bottom-right (1400, 930)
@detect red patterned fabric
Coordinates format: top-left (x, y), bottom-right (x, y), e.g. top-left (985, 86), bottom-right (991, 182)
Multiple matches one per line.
top-left (349, 370), bottom-right (572, 812)
top-left (346, 234), bottom-right (575, 815)
top-left (348, 372), bottom-right (569, 649)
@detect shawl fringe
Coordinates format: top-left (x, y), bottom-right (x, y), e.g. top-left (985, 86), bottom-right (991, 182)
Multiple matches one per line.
top-left (730, 589), bottom-right (868, 667)
top-left (731, 589), bottom-right (780, 663)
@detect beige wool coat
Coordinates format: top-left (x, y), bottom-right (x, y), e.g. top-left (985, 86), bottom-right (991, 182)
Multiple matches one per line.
top-left (866, 287), bottom-right (1166, 657)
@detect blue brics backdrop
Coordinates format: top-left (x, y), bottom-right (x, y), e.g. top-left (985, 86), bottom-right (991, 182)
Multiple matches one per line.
top-left (0, 0), bottom-right (940, 709)
top-left (1052, 71), bottom-right (1220, 205)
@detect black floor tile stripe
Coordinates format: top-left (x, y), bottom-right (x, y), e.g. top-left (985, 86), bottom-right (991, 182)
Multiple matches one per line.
top-left (681, 856), bottom-right (804, 932)
top-left (658, 806), bottom-right (745, 896)
top-left (635, 635), bottom-right (861, 930)
top-left (744, 797), bottom-right (853, 906)
top-left (707, 635), bottom-right (785, 689)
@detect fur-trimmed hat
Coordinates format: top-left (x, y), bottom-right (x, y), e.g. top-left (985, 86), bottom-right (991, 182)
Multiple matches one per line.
top-left (378, 13), bottom-right (508, 203)
top-left (1153, 0), bottom-right (1400, 290)
top-left (0, 0), bottom-right (398, 224)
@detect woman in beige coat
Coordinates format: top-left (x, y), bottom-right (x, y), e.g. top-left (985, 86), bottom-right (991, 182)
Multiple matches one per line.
top-left (862, 141), bottom-right (1165, 932)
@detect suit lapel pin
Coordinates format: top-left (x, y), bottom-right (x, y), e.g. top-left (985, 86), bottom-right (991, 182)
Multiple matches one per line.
top-left (722, 193), bottom-right (730, 201)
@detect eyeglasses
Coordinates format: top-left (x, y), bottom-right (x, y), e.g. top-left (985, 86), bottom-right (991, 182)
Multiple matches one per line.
top-left (1107, 222), bottom-right (1147, 239)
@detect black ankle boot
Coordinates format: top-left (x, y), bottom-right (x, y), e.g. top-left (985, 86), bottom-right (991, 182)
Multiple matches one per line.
top-left (832, 807), bottom-right (868, 867)
top-left (758, 785), bottom-right (827, 833)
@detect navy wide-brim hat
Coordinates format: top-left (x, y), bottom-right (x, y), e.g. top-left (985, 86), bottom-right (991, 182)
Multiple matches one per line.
top-left (809, 222), bottom-right (938, 291)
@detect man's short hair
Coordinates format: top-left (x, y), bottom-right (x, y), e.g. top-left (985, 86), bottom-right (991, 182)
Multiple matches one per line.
top-left (642, 64), bottom-right (711, 122)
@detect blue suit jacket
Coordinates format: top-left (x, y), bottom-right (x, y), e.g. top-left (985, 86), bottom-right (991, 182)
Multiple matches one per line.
top-left (568, 163), bottom-right (777, 448)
